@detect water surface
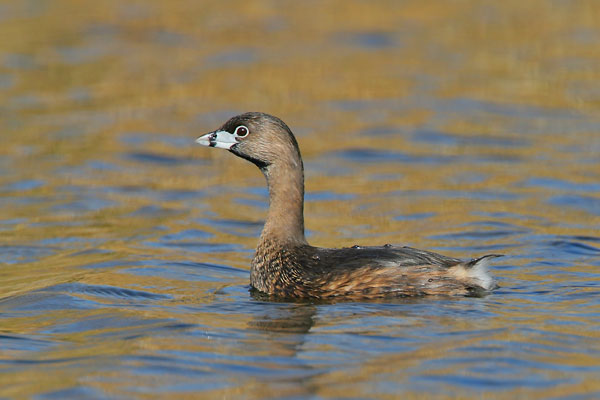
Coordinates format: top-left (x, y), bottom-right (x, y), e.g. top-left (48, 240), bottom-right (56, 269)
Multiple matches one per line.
top-left (1, 1), bottom-right (599, 398)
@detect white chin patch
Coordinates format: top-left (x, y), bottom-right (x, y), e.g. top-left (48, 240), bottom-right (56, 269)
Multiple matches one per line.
top-left (196, 130), bottom-right (237, 149)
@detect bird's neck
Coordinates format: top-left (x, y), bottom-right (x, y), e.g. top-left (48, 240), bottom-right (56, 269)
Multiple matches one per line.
top-left (259, 156), bottom-right (306, 246)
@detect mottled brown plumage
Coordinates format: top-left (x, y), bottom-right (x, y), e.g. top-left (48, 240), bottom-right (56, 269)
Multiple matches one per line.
top-left (196, 112), bottom-right (501, 299)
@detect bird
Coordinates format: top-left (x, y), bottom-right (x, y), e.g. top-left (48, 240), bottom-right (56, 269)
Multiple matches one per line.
top-left (196, 112), bottom-right (501, 299)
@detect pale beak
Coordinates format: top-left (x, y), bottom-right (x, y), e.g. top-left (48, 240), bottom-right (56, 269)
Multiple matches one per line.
top-left (196, 130), bottom-right (237, 150)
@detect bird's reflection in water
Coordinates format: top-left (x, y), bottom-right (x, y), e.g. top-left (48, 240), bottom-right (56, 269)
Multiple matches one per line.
top-left (243, 289), bottom-right (321, 398)
top-left (248, 288), bottom-right (317, 335)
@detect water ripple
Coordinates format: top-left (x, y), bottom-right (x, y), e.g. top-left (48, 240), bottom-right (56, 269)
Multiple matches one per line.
top-left (333, 148), bottom-right (453, 164)
top-left (46, 283), bottom-right (171, 302)
top-left (549, 194), bottom-right (600, 216)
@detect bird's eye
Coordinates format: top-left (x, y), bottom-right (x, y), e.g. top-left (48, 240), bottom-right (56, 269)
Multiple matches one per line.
top-left (234, 125), bottom-right (249, 137)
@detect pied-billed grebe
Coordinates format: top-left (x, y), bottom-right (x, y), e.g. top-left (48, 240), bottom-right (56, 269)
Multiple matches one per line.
top-left (197, 112), bottom-right (501, 299)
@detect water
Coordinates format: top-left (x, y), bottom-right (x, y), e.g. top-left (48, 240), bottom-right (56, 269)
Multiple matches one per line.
top-left (1, 1), bottom-right (599, 398)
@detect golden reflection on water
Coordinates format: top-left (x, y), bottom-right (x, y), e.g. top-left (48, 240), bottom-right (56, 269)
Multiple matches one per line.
top-left (0, 0), bottom-right (599, 398)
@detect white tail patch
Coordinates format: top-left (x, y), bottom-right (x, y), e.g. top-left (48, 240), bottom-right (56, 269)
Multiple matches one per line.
top-left (449, 255), bottom-right (501, 290)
